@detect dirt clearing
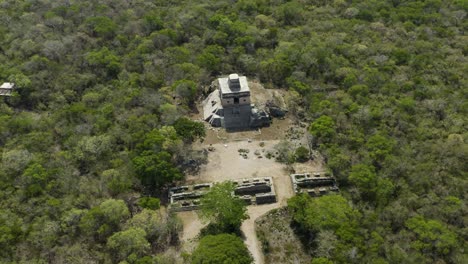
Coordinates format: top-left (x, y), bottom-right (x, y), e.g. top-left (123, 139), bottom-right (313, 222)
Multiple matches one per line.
top-left (187, 140), bottom-right (285, 183)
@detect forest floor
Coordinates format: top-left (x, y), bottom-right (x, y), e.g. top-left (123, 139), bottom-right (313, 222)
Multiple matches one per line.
top-left (178, 82), bottom-right (324, 263)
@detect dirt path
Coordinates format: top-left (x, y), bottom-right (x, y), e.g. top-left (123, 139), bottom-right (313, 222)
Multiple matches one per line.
top-left (242, 173), bottom-right (296, 264)
top-left (178, 211), bottom-right (206, 253)
top-left (242, 203), bottom-right (281, 264)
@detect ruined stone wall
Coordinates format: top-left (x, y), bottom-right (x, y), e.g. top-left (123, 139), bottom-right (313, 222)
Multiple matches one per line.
top-left (223, 104), bottom-right (252, 130)
top-left (169, 177), bottom-right (276, 211)
top-left (290, 172), bottom-right (339, 197)
top-left (221, 96), bottom-right (251, 106)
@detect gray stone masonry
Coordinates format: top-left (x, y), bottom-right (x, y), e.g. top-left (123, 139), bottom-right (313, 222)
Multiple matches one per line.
top-left (290, 172), bottom-right (339, 196)
top-left (169, 177), bottom-right (276, 211)
top-left (202, 74), bottom-right (270, 130)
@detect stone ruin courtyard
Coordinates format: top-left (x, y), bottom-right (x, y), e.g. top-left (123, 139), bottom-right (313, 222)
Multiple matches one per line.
top-left (177, 137), bottom-right (335, 263)
top-left (175, 77), bottom-right (339, 263)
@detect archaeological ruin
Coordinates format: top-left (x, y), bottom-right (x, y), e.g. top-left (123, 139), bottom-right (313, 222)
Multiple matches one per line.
top-left (169, 177), bottom-right (276, 211)
top-left (290, 172), bottom-right (339, 196)
top-left (203, 73), bottom-right (270, 130)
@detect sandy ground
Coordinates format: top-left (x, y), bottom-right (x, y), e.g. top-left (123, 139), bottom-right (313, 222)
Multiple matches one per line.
top-left (178, 211), bottom-right (206, 253)
top-left (187, 140), bottom-right (285, 183)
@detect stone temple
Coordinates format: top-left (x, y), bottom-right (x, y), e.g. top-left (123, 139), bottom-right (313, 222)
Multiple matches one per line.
top-left (203, 74), bottom-right (270, 130)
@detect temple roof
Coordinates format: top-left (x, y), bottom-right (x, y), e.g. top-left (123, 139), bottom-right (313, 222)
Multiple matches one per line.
top-left (219, 74), bottom-right (250, 95)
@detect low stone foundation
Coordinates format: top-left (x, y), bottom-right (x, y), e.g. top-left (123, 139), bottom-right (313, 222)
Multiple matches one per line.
top-left (290, 172), bottom-right (339, 196)
top-left (169, 177), bottom-right (276, 211)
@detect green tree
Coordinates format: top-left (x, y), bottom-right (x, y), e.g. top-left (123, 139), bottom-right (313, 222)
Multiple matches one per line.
top-left (366, 133), bottom-right (395, 163)
top-left (198, 182), bottom-right (248, 232)
top-left (259, 54), bottom-right (293, 86)
top-left (172, 79), bottom-right (198, 105)
top-left (2, 149), bottom-right (32, 175)
top-left (86, 47), bottom-right (121, 78)
top-left (295, 146), bottom-right (310, 162)
top-left (80, 199), bottom-right (130, 241)
top-left (348, 164), bottom-right (377, 198)
top-left (375, 178), bottom-right (395, 207)
top-left (191, 234), bottom-right (252, 264)
top-left (405, 216), bottom-right (458, 257)
top-left (311, 257), bottom-right (333, 264)
top-left (107, 227), bottom-right (150, 262)
top-left (392, 48), bottom-right (410, 65)
top-left (159, 103), bottom-right (179, 125)
top-left (75, 135), bottom-right (113, 170)
top-left (287, 79), bottom-right (309, 95)
top-left (274, 2), bottom-right (304, 26)
top-left (309, 116), bottom-right (335, 144)
top-left (132, 151), bottom-right (183, 192)
top-left (196, 45), bottom-right (224, 73)
top-left (85, 16), bottom-right (117, 38)
top-left (26, 216), bottom-right (60, 255)
top-left (348, 84), bottom-right (369, 99)
top-left (273, 140), bottom-right (296, 164)
top-left (138, 197), bottom-right (160, 210)
top-left (137, 129), bottom-right (165, 153)
top-left (173, 117), bottom-right (206, 143)
top-left (143, 12), bottom-right (163, 33)
top-left (21, 163), bottom-right (49, 198)
top-left (60, 208), bottom-right (86, 238)
top-left (125, 209), bottom-right (165, 243)
top-left (288, 194), bottom-right (359, 242)
top-left (101, 168), bottom-right (133, 196)
top-left (8, 72), bottom-right (31, 89)
top-left (158, 126), bottom-right (184, 153)
top-left (0, 210), bottom-right (23, 258)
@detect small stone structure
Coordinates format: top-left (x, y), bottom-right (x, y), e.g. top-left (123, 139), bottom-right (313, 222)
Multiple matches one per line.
top-left (203, 74), bottom-right (270, 130)
top-left (0, 82), bottom-right (15, 96)
top-left (232, 177), bottom-right (276, 205)
top-left (168, 183), bottom-right (212, 212)
top-left (169, 177), bottom-right (276, 211)
top-left (290, 172), bottom-right (339, 197)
